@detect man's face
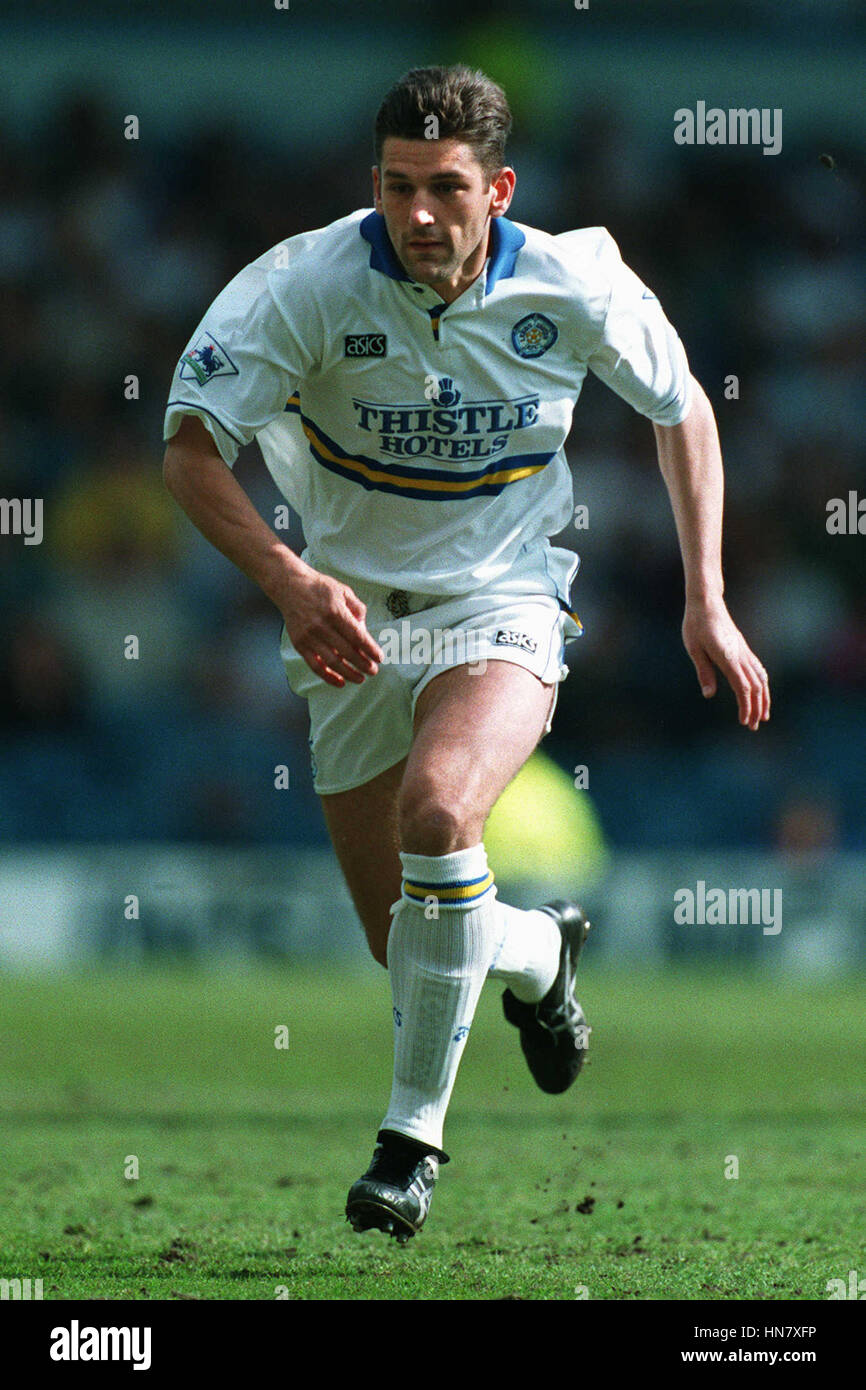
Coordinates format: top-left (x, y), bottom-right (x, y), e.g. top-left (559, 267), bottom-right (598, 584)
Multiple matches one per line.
top-left (372, 137), bottom-right (514, 295)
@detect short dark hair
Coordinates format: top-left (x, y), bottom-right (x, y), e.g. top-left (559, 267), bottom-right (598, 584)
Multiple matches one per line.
top-left (374, 65), bottom-right (512, 184)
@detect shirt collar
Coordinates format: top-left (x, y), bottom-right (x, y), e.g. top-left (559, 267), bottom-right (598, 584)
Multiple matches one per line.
top-left (359, 210), bottom-right (525, 294)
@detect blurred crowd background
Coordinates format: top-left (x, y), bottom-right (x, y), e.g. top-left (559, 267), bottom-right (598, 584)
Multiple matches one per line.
top-left (1, 0), bottom-right (864, 855)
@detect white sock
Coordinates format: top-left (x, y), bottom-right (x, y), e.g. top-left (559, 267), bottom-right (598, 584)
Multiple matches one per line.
top-left (381, 844), bottom-right (499, 1152)
top-left (487, 902), bottom-right (561, 1003)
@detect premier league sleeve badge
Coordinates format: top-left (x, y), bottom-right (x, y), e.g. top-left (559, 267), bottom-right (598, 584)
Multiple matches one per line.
top-left (179, 331), bottom-right (240, 386)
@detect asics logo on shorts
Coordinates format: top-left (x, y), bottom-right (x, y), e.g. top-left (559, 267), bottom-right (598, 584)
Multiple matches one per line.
top-left (494, 628), bottom-right (537, 653)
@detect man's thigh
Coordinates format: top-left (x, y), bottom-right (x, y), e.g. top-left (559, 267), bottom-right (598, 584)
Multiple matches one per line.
top-left (319, 662), bottom-right (554, 960)
top-left (401, 660), bottom-right (557, 848)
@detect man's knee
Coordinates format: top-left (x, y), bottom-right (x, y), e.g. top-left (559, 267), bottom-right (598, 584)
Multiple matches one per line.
top-left (399, 777), bottom-right (481, 856)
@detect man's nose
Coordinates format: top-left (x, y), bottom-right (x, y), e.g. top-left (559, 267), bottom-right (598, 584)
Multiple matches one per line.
top-left (409, 197), bottom-right (436, 226)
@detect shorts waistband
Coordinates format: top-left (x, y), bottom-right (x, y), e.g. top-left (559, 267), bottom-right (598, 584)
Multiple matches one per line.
top-left (302, 552), bottom-right (445, 614)
top-left (301, 544), bottom-right (576, 616)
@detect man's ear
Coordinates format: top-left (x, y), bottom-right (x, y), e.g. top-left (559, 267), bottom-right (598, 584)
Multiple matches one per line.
top-left (372, 165), bottom-right (383, 213)
top-left (489, 166), bottom-right (516, 218)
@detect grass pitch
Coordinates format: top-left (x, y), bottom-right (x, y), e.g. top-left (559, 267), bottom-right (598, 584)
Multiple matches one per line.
top-left (0, 963), bottom-right (863, 1301)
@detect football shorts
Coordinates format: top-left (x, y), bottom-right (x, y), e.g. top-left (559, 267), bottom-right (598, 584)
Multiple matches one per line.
top-left (279, 544), bottom-right (582, 794)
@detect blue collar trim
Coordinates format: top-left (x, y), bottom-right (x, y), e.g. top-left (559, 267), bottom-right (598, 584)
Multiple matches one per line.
top-left (486, 215), bottom-right (525, 291)
top-left (359, 211), bottom-right (525, 291)
top-left (359, 210), bottom-right (411, 281)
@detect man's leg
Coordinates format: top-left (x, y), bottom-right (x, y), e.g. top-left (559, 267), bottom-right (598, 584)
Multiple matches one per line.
top-left (343, 659), bottom-right (565, 1239)
top-left (378, 660), bottom-right (563, 1152)
top-left (319, 664), bottom-right (562, 987)
top-left (339, 659), bottom-right (591, 1239)
top-left (320, 758), bottom-right (406, 968)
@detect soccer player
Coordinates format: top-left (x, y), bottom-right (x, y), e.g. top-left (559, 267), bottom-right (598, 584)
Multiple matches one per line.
top-left (162, 65), bottom-right (771, 1243)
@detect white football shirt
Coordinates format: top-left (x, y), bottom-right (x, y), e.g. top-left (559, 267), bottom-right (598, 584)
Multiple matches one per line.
top-left (164, 208), bottom-right (692, 598)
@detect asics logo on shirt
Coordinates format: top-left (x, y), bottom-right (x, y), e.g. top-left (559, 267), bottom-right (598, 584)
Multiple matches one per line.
top-left (345, 333), bottom-right (387, 357)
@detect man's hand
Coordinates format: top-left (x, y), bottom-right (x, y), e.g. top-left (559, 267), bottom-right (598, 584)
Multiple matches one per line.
top-left (276, 564), bottom-right (383, 689)
top-left (682, 593), bottom-right (770, 731)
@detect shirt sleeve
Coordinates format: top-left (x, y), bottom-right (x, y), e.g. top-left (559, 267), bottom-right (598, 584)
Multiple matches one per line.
top-left (585, 231), bottom-right (693, 425)
top-left (163, 255), bottom-right (322, 466)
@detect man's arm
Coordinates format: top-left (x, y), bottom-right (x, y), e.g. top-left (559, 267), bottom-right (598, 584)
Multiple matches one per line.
top-left (162, 414), bottom-right (382, 687)
top-left (652, 376), bottom-right (770, 731)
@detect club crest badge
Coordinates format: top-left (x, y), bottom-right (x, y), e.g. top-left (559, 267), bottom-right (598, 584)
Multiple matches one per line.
top-left (511, 313), bottom-right (558, 359)
top-left (179, 331), bottom-right (239, 386)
